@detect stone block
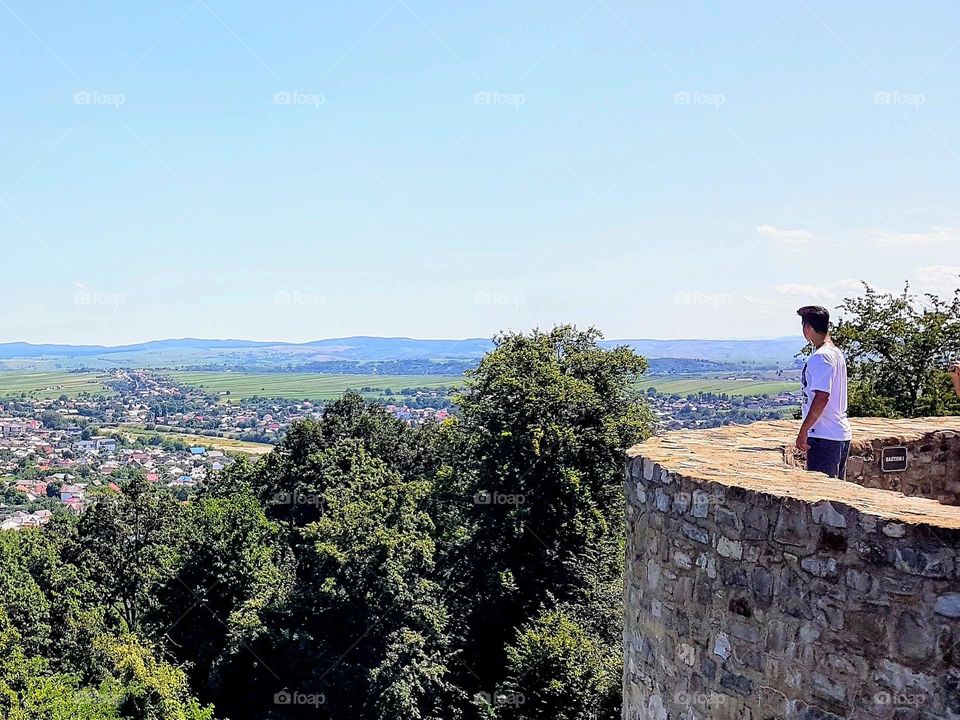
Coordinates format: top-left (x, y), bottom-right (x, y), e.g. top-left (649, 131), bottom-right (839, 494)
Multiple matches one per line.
top-left (800, 555), bottom-right (839, 579)
top-left (713, 632), bottom-right (731, 659)
top-left (934, 592), bottom-right (960, 618)
top-left (716, 536), bottom-right (743, 560)
top-left (672, 491), bottom-right (691, 514)
top-left (642, 459), bottom-right (656, 481)
top-left (774, 501), bottom-right (813, 548)
top-left (893, 611), bottom-right (934, 666)
top-left (655, 488), bottom-right (671, 512)
top-left (691, 490), bottom-right (710, 518)
top-left (718, 670), bottom-right (753, 696)
top-left (894, 547), bottom-right (954, 578)
top-left (812, 501), bottom-right (847, 528)
top-left (681, 522), bottom-right (709, 545)
top-left (882, 522), bottom-right (906, 538)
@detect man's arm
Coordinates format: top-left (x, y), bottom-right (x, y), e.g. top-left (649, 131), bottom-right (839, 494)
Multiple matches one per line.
top-left (796, 390), bottom-right (829, 451)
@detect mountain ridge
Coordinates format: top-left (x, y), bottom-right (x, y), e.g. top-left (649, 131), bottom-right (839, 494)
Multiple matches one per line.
top-left (0, 336), bottom-right (804, 366)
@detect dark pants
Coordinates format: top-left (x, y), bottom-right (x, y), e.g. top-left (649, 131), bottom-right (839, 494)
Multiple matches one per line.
top-left (807, 438), bottom-right (851, 479)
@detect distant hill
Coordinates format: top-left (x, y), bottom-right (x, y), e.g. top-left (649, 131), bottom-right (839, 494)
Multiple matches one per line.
top-left (607, 338), bottom-right (804, 364)
top-left (0, 336), bottom-right (803, 370)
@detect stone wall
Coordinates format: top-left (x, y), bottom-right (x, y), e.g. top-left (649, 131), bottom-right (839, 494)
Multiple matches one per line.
top-left (624, 417), bottom-right (960, 720)
top-left (846, 430), bottom-right (960, 506)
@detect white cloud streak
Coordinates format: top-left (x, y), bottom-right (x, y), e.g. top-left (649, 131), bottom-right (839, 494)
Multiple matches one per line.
top-left (757, 224), bottom-right (815, 249)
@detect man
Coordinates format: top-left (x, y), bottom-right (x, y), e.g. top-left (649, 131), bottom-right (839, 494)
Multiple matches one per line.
top-left (796, 306), bottom-right (852, 479)
top-left (951, 361), bottom-right (960, 400)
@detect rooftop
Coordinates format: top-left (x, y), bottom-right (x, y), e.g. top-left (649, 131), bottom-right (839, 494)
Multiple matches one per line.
top-left (627, 416), bottom-right (960, 530)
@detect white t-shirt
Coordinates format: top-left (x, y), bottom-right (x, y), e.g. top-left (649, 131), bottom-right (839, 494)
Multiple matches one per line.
top-left (801, 343), bottom-right (852, 441)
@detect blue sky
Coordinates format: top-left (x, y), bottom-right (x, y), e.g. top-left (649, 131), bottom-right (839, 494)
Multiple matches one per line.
top-left (2, 0), bottom-right (958, 344)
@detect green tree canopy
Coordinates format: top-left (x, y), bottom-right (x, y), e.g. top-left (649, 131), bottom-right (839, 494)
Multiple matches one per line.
top-left (831, 283), bottom-right (960, 417)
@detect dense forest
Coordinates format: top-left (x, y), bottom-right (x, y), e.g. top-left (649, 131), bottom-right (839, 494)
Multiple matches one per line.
top-left (0, 326), bottom-right (652, 720)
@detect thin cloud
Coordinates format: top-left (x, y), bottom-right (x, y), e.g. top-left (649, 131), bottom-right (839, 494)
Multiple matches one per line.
top-left (868, 226), bottom-right (960, 247)
top-left (757, 224), bottom-right (815, 249)
top-left (910, 265), bottom-right (960, 297)
top-left (774, 283), bottom-right (836, 300)
top-left (772, 279), bottom-right (878, 305)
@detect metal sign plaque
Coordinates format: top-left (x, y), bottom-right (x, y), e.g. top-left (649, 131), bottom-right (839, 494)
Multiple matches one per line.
top-left (881, 446), bottom-right (908, 472)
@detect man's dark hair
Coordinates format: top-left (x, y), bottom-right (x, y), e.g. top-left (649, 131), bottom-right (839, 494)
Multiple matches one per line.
top-left (797, 305), bottom-right (830, 335)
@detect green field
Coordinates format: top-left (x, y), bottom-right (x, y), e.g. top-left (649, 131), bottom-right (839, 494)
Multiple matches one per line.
top-left (637, 378), bottom-right (799, 396)
top-left (0, 369), bottom-right (796, 404)
top-left (106, 426), bottom-right (274, 456)
top-left (0, 371), bottom-right (112, 399)
top-left (169, 371), bottom-right (463, 401)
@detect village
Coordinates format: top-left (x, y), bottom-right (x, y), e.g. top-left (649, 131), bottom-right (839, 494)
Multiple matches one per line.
top-left (644, 386), bottom-right (801, 430)
top-left (0, 414), bottom-right (235, 530)
top-left (0, 368), bottom-right (797, 529)
top-left (0, 370), bottom-right (454, 529)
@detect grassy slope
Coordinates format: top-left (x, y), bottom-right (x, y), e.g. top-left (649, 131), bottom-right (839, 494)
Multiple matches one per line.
top-left (168, 371), bottom-right (463, 401)
top-left (636, 378), bottom-right (799, 396)
top-left (0, 371), bottom-right (112, 399)
top-left (106, 426), bottom-right (274, 456)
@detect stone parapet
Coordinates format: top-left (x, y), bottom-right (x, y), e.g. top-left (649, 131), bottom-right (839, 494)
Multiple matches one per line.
top-left (623, 417), bottom-right (960, 720)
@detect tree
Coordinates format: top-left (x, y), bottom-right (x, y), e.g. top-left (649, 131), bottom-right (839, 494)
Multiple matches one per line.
top-left (497, 609), bottom-right (619, 720)
top-left (64, 479), bottom-right (182, 633)
top-left (98, 634), bottom-right (216, 720)
top-left (148, 487), bottom-right (287, 714)
top-left (41, 411), bottom-right (65, 430)
top-left (831, 284), bottom-right (960, 417)
top-left (219, 440), bottom-right (457, 720)
top-left (452, 326), bottom-right (651, 697)
top-left (0, 607), bottom-right (119, 720)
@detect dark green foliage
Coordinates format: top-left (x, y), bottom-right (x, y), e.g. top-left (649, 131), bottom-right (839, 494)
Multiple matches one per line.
top-left (0, 326), bottom-right (651, 719)
top-left (499, 609), bottom-right (620, 720)
top-left (450, 327), bottom-right (650, 695)
top-left (830, 284), bottom-right (960, 417)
